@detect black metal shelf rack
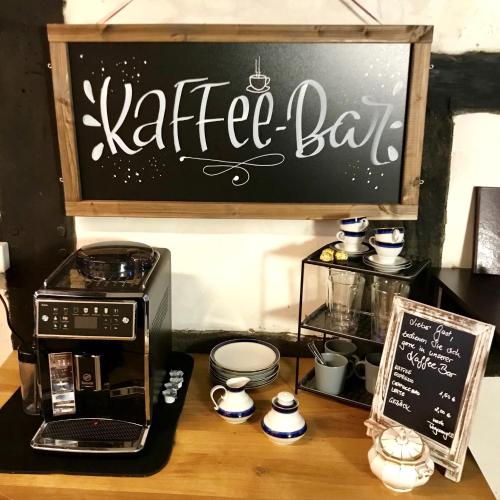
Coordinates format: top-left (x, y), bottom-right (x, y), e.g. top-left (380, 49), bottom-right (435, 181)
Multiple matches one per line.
top-left (294, 242), bottom-right (430, 409)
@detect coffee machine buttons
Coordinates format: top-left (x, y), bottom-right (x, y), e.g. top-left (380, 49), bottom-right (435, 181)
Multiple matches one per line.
top-left (37, 300), bottom-right (136, 339)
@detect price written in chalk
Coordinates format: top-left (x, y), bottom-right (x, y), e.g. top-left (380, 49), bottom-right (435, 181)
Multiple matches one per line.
top-left (434, 407), bottom-right (452, 419)
top-left (439, 391), bottom-right (456, 402)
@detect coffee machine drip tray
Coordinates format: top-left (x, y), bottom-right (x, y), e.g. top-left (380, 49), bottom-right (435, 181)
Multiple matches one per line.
top-left (31, 418), bottom-right (149, 453)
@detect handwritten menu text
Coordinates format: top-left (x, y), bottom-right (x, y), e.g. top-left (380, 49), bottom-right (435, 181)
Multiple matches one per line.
top-left (383, 312), bottom-right (476, 447)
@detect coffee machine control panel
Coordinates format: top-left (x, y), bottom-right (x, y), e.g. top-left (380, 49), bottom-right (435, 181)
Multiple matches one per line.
top-left (36, 300), bottom-right (136, 340)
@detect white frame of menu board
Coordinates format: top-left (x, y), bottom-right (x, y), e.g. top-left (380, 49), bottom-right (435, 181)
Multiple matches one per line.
top-left (365, 296), bottom-right (494, 482)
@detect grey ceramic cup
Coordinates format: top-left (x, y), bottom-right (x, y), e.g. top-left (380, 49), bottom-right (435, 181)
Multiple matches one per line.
top-left (324, 338), bottom-right (360, 362)
top-left (354, 352), bottom-right (382, 394)
top-left (315, 352), bottom-right (354, 396)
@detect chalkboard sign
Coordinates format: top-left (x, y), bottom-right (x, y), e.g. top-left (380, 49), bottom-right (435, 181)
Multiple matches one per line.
top-left (48, 24), bottom-right (432, 218)
top-left (366, 297), bottom-right (494, 482)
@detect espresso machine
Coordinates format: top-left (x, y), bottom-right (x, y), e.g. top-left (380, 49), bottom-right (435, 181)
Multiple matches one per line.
top-left (31, 242), bottom-right (171, 453)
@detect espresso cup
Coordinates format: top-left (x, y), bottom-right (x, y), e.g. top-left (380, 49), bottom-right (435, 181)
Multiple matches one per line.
top-left (354, 352), bottom-right (382, 394)
top-left (249, 73), bottom-right (270, 91)
top-left (325, 338), bottom-right (360, 362)
top-left (337, 230), bottom-right (366, 252)
top-left (315, 352), bottom-right (353, 396)
top-left (340, 217), bottom-right (369, 232)
top-left (369, 238), bottom-right (403, 264)
top-left (373, 227), bottom-right (404, 244)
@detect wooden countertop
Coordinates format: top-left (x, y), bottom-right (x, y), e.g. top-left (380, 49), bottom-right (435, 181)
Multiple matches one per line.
top-left (0, 352), bottom-right (493, 499)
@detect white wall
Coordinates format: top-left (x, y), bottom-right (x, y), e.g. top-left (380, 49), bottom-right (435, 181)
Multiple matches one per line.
top-left (64, 0), bottom-right (500, 54)
top-left (442, 114), bottom-right (500, 268)
top-left (60, 0), bottom-right (500, 336)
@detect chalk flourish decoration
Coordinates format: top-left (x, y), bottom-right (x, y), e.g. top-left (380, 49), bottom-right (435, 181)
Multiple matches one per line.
top-left (179, 153), bottom-right (285, 187)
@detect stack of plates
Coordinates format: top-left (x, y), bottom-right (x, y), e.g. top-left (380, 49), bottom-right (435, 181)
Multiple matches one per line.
top-left (209, 339), bottom-right (280, 389)
top-left (363, 254), bottom-right (412, 272)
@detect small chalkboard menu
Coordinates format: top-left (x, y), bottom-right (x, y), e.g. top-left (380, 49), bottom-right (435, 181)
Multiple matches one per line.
top-left (47, 24), bottom-right (432, 219)
top-left (366, 297), bottom-right (494, 482)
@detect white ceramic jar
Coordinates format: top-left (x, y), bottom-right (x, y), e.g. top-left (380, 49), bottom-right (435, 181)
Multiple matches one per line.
top-left (210, 377), bottom-right (255, 424)
top-left (261, 391), bottom-right (307, 445)
top-left (368, 426), bottom-right (434, 492)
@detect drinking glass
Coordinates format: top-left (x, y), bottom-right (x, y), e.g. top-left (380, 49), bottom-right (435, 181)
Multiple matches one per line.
top-left (371, 279), bottom-right (410, 342)
top-left (326, 270), bottom-right (365, 334)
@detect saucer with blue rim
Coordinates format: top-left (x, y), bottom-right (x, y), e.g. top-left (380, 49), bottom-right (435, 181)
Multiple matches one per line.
top-left (364, 254), bottom-right (412, 270)
top-left (333, 241), bottom-right (371, 255)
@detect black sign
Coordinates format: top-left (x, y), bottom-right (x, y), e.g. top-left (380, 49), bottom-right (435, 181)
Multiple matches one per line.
top-left (68, 42), bottom-right (410, 203)
top-left (383, 312), bottom-right (476, 447)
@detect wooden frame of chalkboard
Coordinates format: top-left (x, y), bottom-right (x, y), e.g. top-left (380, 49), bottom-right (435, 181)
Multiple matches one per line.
top-left (47, 24), bottom-right (432, 219)
top-left (365, 297), bottom-right (494, 482)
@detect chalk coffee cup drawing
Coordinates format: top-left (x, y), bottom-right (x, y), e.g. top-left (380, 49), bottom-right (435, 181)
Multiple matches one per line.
top-left (247, 56), bottom-right (270, 93)
top-left (315, 352), bottom-right (354, 396)
top-left (373, 227), bottom-right (404, 244)
top-left (249, 73), bottom-right (270, 92)
top-left (336, 230), bottom-right (366, 252)
top-left (369, 239), bottom-right (403, 264)
top-left (325, 338), bottom-right (360, 363)
top-left (354, 352), bottom-right (382, 394)
top-left (340, 217), bottom-right (369, 232)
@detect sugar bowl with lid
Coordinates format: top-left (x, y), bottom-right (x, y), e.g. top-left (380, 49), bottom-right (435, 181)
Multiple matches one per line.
top-left (368, 425), bottom-right (434, 492)
top-left (261, 391), bottom-right (307, 445)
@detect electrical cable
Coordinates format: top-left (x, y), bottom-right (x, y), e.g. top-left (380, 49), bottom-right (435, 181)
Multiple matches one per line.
top-left (0, 292), bottom-right (26, 350)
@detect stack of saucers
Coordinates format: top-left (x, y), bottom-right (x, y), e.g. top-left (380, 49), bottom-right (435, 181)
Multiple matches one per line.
top-left (210, 339), bottom-right (280, 389)
top-left (363, 254), bottom-right (412, 272)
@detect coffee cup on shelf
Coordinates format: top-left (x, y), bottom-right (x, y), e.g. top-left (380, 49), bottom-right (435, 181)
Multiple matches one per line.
top-left (354, 352), bottom-right (382, 394)
top-left (325, 338), bottom-right (360, 363)
top-left (337, 230), bottom-right (366, 252)
top-left (315, 352), bottom-right (354, 396)
top-left (369, 238), bottom-right (403, 264)
top-left (373, 227), bottom-right (404, 244)
top-left (339, 216), bottom-right (369, 232)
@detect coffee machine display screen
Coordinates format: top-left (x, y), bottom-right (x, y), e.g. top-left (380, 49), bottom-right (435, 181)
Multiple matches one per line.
top-left (74, 316), bottom-right (98, 329)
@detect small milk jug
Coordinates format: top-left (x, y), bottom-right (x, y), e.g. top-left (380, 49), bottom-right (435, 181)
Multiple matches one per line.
top-left (368, 425), bottom-right (434, 492)
top-left (261, 391), bottom-right (307, 445)
top-left (210, 377), bottom-right (255, 424)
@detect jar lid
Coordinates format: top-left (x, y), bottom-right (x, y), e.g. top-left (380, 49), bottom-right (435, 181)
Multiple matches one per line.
top-left (272, 392), bottom-right (299, 413)
top-left (276, 392), bottom-right (295, 406)
top-left (378, 426), bottom-right (424, 462)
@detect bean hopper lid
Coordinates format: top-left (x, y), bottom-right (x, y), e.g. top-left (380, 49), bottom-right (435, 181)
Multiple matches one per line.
top-left (75, 242), bottom-right (156, 281)
top-left (376, 425), bottom-right (426, 464)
